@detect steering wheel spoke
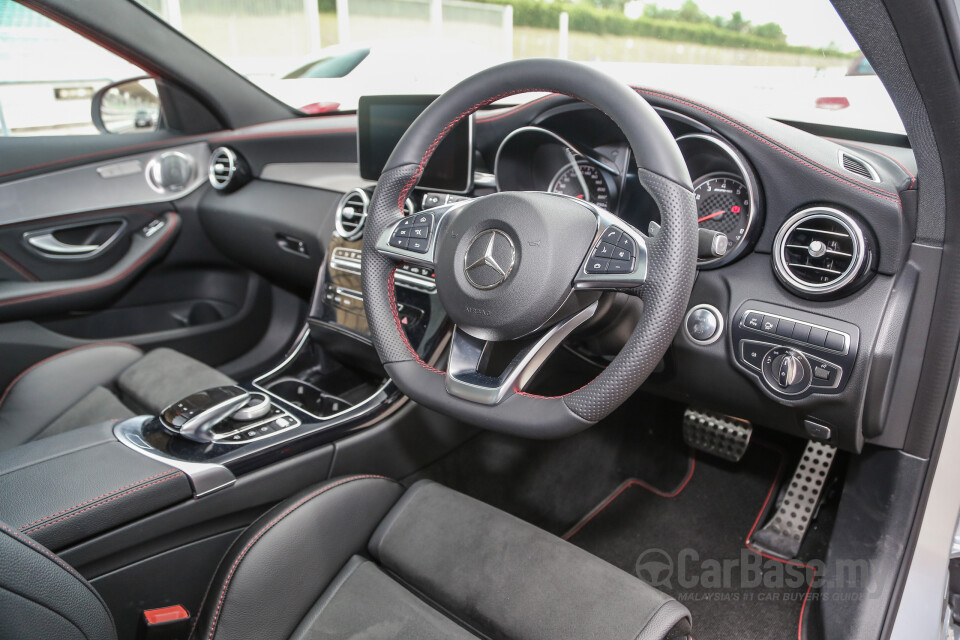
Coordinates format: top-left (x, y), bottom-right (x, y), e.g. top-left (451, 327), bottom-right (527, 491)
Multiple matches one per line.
top-left (573, 212), bottom-right (649, 292)
top-left (374, 201), bottom-right (464, 267)
top-left (445, 301), bottom-right (599, 405)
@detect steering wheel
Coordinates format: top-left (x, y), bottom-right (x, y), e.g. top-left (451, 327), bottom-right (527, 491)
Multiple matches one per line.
top-left (362, 59), bottom-right (698, 438)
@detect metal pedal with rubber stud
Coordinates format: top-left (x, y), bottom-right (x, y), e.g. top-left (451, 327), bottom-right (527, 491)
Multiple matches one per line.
top-left (749, 440), bottom-right (837, 560)
top-left (682, 408), bottom-right (753, 462)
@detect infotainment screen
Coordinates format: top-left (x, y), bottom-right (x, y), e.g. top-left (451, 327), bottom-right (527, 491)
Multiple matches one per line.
top-left (358, 95), bottom-right (473, 193)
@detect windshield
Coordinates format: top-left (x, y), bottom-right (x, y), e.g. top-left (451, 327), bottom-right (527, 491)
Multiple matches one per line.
top-left (140, 0), bottom-right (900, 134)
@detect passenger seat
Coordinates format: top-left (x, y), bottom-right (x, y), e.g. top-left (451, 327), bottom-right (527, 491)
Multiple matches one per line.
top-left (0, 344), bottom-right (234, 452)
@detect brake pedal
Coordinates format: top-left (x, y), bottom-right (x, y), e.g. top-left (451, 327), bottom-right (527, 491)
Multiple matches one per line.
top-left (749, 440), bottom-right (837, 560)
top-left (682, 408), bottom-right (752, 462)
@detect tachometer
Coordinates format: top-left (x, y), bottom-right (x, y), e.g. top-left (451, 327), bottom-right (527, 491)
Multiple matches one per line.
top-left (694, 175), bottom-right (751, 258)
top-left (549, 160), bottom-right (610, 209)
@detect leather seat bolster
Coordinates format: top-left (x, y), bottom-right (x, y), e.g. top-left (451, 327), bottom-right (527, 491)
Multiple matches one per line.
top-left (369, 480), bottom-right (692, 640)
top-left (0, 521), bottom-right (117, 640)
top-left (192, 475), bottom-right (404, 640)
top-left (0, 343), bottom-right (142, 451)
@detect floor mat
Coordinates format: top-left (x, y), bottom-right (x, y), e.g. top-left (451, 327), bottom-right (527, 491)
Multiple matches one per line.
top-left (567, 444), bottom-right (818, 640)
top-left (406, 395), bottom-right (691, 536)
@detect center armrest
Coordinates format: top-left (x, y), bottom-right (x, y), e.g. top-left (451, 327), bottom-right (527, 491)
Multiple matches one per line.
top-left (0, 422), bottom-right (192, 552)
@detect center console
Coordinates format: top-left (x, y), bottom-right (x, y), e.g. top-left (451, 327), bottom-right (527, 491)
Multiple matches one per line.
top-left (104, 189), bottom-right (449, 498)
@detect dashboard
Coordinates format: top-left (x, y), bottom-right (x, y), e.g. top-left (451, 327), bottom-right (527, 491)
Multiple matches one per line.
top-left (192, 89), bottom-right (921, 455)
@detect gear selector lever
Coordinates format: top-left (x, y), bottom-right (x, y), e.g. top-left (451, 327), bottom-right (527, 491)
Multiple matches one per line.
top-left (160, 385), bottom-right (250, 443)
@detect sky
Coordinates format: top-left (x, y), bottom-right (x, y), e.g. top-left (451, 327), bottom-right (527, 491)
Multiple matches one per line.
top-left (645, 0), bottom-right (860, 50)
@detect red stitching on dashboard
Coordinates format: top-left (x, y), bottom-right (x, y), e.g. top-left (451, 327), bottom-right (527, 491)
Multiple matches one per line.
top-left (203, 475), bottom-right (391, 640)
top-left (21, 470), bottom-right (183, 533)
top-left (388, 267), bottom-right (445, 375)
top-left (634, 86), bottom-right (901, 205)
top-left (826, 137), bottom-right (917, 181)
top-left (211, 126), bottom-right (357, 143)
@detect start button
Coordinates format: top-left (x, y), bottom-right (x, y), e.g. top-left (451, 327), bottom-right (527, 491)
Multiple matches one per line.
top-left (684, 304), bottom-right (724, 345)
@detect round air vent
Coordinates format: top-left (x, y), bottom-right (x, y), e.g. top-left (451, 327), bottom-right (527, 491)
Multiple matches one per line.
top-left (335, 188), bottom-right (370, 240)
top-left (773, 207), bottom-right (869, 297)
top-left (208, 147), bottom-right (249, 193)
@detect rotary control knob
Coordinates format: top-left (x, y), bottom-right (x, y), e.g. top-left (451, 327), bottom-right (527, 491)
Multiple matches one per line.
top-left (761, 347), bottom-right (812, 395)
top-left (777, 353), bottom-right (803, 388)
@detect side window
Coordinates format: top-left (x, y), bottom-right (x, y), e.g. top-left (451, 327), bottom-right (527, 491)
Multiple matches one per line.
top-left (0, 0), bottom-right (154, 136)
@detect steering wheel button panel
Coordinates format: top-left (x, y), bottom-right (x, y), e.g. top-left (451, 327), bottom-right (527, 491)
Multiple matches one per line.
top-left (616, 234), bottom-right (636, 253)
top-left (593, 242), bottom-right (616, 258)
top-left (586, 258), bottom-right (610, 274)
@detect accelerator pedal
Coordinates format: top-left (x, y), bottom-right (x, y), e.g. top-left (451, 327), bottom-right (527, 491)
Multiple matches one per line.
top-left (749, 440), bottom-right (837, 560)
top-left (682, 408), bottom-right (752, 462)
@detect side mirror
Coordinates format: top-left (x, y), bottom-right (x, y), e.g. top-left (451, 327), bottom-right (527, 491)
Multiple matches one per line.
top-left (91, 77), bottom-right (162, 134)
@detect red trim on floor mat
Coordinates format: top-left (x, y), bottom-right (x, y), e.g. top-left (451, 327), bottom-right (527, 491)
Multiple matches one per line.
top-left (563, 442), bottom-right (815, 640)
top-left (561, 456), bottom-right (696, 541)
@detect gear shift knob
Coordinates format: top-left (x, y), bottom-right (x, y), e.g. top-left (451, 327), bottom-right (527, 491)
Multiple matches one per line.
top-left (160, 385), bottom-right (250, 443)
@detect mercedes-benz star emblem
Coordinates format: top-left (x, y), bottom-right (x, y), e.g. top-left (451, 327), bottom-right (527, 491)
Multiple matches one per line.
top-left (464, 229), bottom-right (516, 290)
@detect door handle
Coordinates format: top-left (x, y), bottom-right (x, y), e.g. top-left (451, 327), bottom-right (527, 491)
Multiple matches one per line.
top-left (26, 233), bottom-right (101, 255)
top-left (22, 219), bottom-right (125, 260)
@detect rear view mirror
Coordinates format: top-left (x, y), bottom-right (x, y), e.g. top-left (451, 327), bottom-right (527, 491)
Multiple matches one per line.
top-left (91, 77), bottom-right (161, 134)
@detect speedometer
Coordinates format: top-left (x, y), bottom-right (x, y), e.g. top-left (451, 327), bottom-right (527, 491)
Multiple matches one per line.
top-left (549, 161), bottom-right (609, 209)
top-left (694, 174), bottom-right (752, 259)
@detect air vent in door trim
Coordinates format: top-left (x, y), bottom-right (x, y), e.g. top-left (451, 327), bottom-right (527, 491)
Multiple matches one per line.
top-left (838, 150), bottom-right (880, 182)
top-left (773, 207), bottom-right (867, 297)
top-left (335, 188), bottom-right (369, 240)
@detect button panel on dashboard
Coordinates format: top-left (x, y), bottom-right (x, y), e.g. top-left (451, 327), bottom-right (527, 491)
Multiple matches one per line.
top-left (732, 303), bottom-right (858, 400)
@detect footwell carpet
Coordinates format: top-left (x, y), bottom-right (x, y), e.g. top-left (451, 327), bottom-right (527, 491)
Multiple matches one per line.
top-left (566, 445), bottom-right (817, 640)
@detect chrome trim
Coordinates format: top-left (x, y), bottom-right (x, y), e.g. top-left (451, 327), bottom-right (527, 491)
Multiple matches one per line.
top-left (253, 331), bottom-right (392, 422)
top-left (164, 385), bottom-right (250, 443)
top-left (571, 196), bottom-right (648, 289)
top-left (330, 249), bottom-right (437, 292)
top-left (230, 392), bottom-right (270, 421)
top-left (334, 188), bottom-right (369, 241)
top-left (760, 347), bottom-right (813, 397)
top-left (677, 133), bottom-right (761, 267)
top-left (208, 146), bottom-right (237, 190)
top-left (113, 417), bottom-right (236, 498)
top-left (374, 200), bottom-right (467, 267)
top-left (22, 218), bottom-right (126, 260)
top-left (838, 149), bottom-right (881, 182)
top-left (211, 410), bottom-right (301, 443)
top-left (772, 207), bottom-right (866, 296)
top-left (0, 142), bottom-right (209, 226)
top-left (445, 301), bottom-right (599, 405)
top-left (739, 308), bottom-right (851, 355)
top-left (493, 125), bottom-right (618, 192)
top-left (145, 151), bottom-right (197, 194)
top-left (683, 304), bottom-right (724, 346)
top-left (463, 229), bottom-right (516, 290)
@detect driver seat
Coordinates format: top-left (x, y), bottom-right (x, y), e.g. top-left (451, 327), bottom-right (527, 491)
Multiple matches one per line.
top-left (0, 476), bottom-right (692, 640)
